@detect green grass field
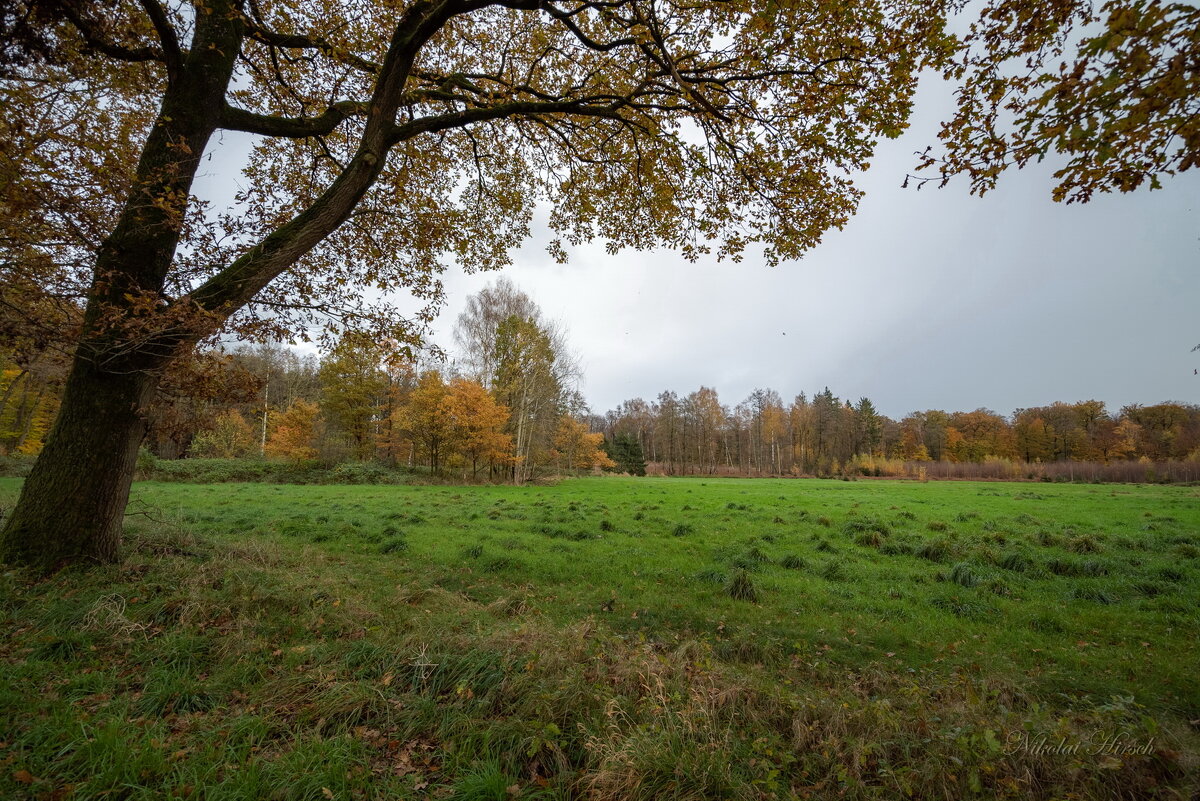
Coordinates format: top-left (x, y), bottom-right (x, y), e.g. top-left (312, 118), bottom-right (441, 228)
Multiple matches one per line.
top-left (2, 476), bottom-right (1198, 799)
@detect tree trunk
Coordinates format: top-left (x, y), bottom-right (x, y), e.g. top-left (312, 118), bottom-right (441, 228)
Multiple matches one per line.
top-left (1, 356), bottom-right (156, 570)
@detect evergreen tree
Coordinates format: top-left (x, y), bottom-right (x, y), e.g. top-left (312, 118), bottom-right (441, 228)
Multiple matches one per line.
top-left (604, 434), bottom-right (647, 476)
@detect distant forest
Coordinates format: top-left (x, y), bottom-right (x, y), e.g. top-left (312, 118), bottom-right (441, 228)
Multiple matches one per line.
top-left (3, 281), bottom-right (1198, 483)
top-left (5, 342), bottom-right (1197, 483)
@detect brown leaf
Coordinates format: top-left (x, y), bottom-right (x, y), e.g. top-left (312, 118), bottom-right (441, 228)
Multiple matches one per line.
top-left (12, 769), bottom-right (35, 784)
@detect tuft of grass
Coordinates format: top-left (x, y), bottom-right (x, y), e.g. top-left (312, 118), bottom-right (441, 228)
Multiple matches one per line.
top-left (1068, 534), bottom-right (1102, 553)
top-left (380, 536), bottom-right (410, 554)
top-left (1132, 581), bottom-right (1165, 598)
top-left (843, 517), bottom-right (892, 537)
top-left (779, 554), bottom-right (805, 570)
top-left (671, 523), bottom-right (694, 537)
top-left (694, 568), bottom-right (728, 585)
top-left (1028, 613), bottom-right (1066, 633)
top-left (855, 530), bottom-right (886, 548)
top-left (448, 759), bottom-right (529, 801)
top-left (949, 562), bottom-right (982, 588)
top-left (818, 561), bottom-right (846, 581)
top-left (482, 556), bottom-right (519, 572)
top-left (1069, 586), bottom-right (1119, 605)
top-left (914, 538), bottom-right (953, 562)
top-left (998, 551), bottom-right (1033, 573)
top-left (929, 595), bottom-right (995, 620)
top-left (875, 536), bottom-right (910, 556)
top-left (725, 569), bottom-right (759, 602)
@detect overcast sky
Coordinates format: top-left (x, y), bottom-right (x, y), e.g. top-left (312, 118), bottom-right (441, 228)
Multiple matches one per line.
top-left (198, 78), bottom-right (1199, 422)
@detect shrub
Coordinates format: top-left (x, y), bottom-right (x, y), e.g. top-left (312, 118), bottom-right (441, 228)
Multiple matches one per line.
top-left (330, 463), bottom-right (390, 484)
top-left (135, 447), bottom-right (158, 479)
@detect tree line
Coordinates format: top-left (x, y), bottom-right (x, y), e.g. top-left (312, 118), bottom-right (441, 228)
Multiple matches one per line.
top-left (5, 281), bottom-right (1196, 482)
top-left (592, 390), bottom-right (1200, 479)
top-left (0, 280), bottom-right (613, 481)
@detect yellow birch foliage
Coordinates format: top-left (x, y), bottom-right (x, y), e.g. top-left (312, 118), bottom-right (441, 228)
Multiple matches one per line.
top-left (553, 416), bottom-right (616, 471)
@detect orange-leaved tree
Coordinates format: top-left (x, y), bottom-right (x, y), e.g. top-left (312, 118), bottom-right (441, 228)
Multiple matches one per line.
top-left (264, 400), bottom-right (321, 462)
top-left (552, 415), bottom-right (615, 471)
top-left (442, 378), bottom-right (514, 479)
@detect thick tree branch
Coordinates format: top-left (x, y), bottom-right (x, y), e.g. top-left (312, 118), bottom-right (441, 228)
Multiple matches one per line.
top-left (242, 20), bottom-right (382, 75)
top-left (58, 3), bottom-right (164, 63)
top-left (182, 0), bottom-right (469, 320)
top-left (219, 101), bottom-right (369, 138)
top-left (539, 2), bottom-right (638, 52)
top-left (136, 0), bottom-right (184, 78)
top-left (390, 97), bottom-right (626, 143)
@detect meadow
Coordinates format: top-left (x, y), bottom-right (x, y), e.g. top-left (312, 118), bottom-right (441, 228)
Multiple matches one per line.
top-left (1, 475), bottom-right (1197, 800)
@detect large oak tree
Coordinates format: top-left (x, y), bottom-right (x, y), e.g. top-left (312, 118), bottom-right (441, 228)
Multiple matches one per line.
top-left (1, 0), bottom-right (1196, 569)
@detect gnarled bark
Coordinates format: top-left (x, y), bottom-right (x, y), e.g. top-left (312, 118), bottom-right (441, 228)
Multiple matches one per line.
top-left (0, 356), bottom-right (156, 569)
